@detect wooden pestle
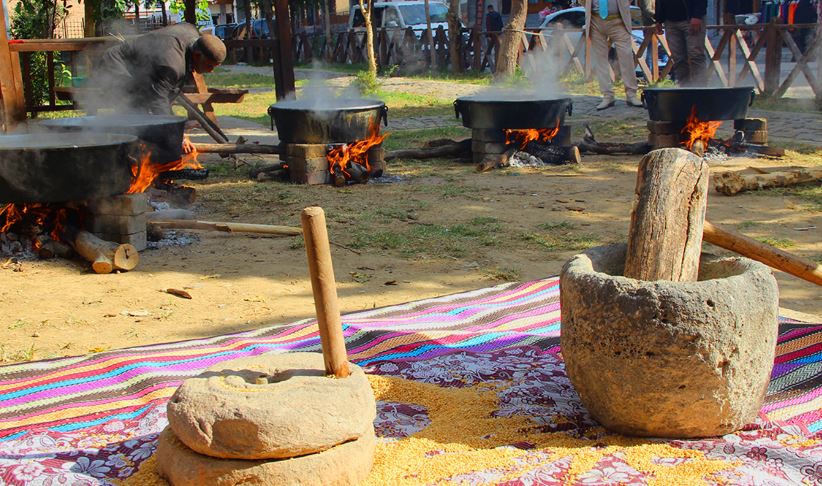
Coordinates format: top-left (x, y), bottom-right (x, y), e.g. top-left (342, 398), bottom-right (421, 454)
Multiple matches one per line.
top-left (301, 207), bottom-right (351, 378)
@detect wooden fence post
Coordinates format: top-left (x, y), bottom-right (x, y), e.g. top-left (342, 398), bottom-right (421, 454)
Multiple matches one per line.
top-left (763, 22), bottom-right (781, 96)
top-left (0, 3), bottom-right (26, 131)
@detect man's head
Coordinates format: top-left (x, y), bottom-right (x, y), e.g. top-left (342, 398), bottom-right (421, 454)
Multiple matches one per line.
top-left (191, 33), bottom-right (226, 74)
top-left (487, 4), bottom-right (494, 11)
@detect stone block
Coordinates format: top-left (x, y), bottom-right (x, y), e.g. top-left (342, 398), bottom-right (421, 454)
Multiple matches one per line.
top-left (553, 125), bottom-right (572, 146)
top-left (86, 194), bottom-right (149, 216)
top-left (287, 156), bottom-right (330, 185)
top-left (366, 145), bottom-right (386, 177)
top-left (284, 143), bottom-right (328, 160)
top-left (560, 244), bottom-right (779, 438)
top-left (88, 213), bottom-right (147, 235)
top-left (647, 120), bottom-right (683, 135)
top-left (471, 128), bottom-right (506, 143)
top-left (471, 140), bottom-right (507, 154)
top-left (648, 133), bottom-right (681, 149)
top-left (734, 118), bottom-right (767, 132)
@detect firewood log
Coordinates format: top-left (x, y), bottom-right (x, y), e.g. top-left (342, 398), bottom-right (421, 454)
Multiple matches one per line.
top-left (714, 168), bottom-right (822, 196)
top-left (68, 230), bottom-right (140, 274)
top-left (624, 148), bottom-right (709, 282)
top-left (192, 143), bottom-right (283, 155)
top-left (385, 139), bottom-right (471, 161)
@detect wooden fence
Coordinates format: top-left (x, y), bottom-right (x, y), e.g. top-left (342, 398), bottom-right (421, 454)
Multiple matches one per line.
top-left (261, 22), bottom-right (819, 99)
top-left (1, 20), bottom-right (819, 125)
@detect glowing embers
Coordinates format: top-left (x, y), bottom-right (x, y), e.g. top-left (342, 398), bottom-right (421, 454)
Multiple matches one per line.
top-left (0, 203), bottom-right (82, 254)
top-left (325, 128), bottom-right (388, 186)
top-left (127, 137), bottom-right (204, 194)
top-left (680, 107), bottom-right (722, 152)
top-left (504, 121), bottom-right (560, 150)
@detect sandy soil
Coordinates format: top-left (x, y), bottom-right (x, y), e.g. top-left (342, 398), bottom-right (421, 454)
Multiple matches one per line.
top-left (1, 148), bottom-right (820, 364)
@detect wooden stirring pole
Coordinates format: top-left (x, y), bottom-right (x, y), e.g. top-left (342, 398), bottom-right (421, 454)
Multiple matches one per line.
top-left (301, 207), bottom-right (351, 378)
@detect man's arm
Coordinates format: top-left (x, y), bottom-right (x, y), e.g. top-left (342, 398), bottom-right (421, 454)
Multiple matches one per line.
top-left (638, 0), bottom-right (656, 25)
top-left (146, 65), bottom-right (184, 115)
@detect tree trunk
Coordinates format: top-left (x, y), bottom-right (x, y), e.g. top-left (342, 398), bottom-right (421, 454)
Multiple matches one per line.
top-left (494, 0), bottom-right (527, 81)
top-left (624, 148), bottom-right (709, 282)
top-left (84, 0), bottom-right (96, 37)
top-left (243, 0), bottom-right (253, 63)
top-left (161, 0), bottom-right (168, 25)
top-left (323, 0), bottom-right (333, 60)
top-left (358, 0), bottom-right (377, 77)
top-left (424, 0), bottom-right (435, 69)
top-left (448, 0), bottom-right (462, 73)
top-left (184, 0), bottom-right (197, 25)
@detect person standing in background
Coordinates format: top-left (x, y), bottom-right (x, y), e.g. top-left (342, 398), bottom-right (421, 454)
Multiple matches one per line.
top-left (584, 0), bottom-right (644, 109)
top-left (485, 4), bottom-right (504, 71)
top-left (656, 0), bottom-right (708, 86)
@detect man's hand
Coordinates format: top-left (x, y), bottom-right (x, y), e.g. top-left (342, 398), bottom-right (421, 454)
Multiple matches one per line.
top-left (689, 17), bottom-right (702, 34)
top-left (655, 22), bottom-right (664, 35)
top-left (182, 137), bottom-right (195, 154)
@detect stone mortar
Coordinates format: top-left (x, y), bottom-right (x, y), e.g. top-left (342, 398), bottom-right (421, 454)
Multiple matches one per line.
top-left (560, 243), bottom-right (779, 438)
top-left (167, 352), bottom-right (376, 460)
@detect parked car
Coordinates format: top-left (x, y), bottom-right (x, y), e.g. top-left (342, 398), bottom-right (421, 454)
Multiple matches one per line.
top-left (349, 1), bottom-right (455, 40)
top-left (538, 6), bottom-right (668, 75)
top-left (231, 19), bottom-right (272, 40)
top-left (214, 23), bottom-right (237, 40)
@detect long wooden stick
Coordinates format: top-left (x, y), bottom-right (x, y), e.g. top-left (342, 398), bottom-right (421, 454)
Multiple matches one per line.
top-left (149, 219), bottom-right (302, 236)
top-left (301, 207), bottom-right (350, 378)
top-left (703, 220), bottom-right (822, 286)
top-left (192, 143), bottom-right (283, 155)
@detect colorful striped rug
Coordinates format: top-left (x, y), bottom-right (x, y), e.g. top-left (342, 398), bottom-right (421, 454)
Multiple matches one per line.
top-left (0, 277), bottom-right (819, 485)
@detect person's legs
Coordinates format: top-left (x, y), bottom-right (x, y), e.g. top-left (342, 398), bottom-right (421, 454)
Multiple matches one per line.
top-left (685, 17), bottom-right (708, 86)
top-left (664, 20), bottom-right (690, 85)
top-left (590, 16), bottom-right (615, 107)
top-left (607, 18), bottom-right (640, 102)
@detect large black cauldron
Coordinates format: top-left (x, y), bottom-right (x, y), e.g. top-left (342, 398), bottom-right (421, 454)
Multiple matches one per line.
top-left (0, 133), bottom-right (138, 203)
top-left (41, 114), bottom-right (187, 164)
top-left (642, 87), bottom-right (755, 122)
top-left (268, 99), bottom-right (388, 144)
top-left (454, 94), bottom-right (573, 129)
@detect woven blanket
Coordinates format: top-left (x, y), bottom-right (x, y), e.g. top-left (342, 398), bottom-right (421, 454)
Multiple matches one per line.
top-left (0, 277), bottom-right (820, 485)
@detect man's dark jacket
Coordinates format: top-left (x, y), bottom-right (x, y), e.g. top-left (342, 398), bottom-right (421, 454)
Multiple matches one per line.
top-left (486, 10), bottom-right (504, 32)
top-left (656, 0), bottom-right (708, 22)
top-left (94, 23), bottom-right (199, 114)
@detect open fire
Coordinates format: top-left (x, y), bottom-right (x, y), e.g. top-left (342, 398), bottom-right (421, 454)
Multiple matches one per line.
top-left (504, 122), bottom-right (560, 150)
top-left (326, 127), bottom-right (388, 185)
top-left (128, 138), bottom-right (204, 193)
top-left (1, 139), bottom-right (202, 257)
top-left (681, 107), bottom-right (722, 152)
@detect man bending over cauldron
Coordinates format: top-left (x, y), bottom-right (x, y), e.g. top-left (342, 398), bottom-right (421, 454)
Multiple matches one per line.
top-left (89, 23), bottom-right (226, 116)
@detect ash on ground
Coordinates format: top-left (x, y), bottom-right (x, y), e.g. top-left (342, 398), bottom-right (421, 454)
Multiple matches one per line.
top-left (703, 146), bottom-right (729, 163)
top-left (509, 151), bottom-right (559, 168)
top-left (369, 174), bottom-right (406, 184)
top-left (1, 233), bottom-right (38, 260)
top-left (147, 230), bottom-right (199, 250)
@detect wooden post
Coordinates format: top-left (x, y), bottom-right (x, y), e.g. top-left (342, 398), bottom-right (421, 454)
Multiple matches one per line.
top-left (0, 2), bottom-right (25, 131)
top-left (273, 0), bottom-right (296, 100)
top-left (301, 207), bottom-right (351, 378)
top-left (624, 148), bottom-right (710, 282)
top-left (763, 22), bottom-right (781, 96)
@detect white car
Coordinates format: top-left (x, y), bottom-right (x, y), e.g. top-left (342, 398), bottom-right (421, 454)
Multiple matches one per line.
top-left (538, 6), bottom-right (668, 74)
top-left (349, 1), bottom-right (452, 40)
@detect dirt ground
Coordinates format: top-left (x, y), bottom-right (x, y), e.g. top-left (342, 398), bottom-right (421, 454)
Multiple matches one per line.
top-left (2, 142), bottom-right (820, 364)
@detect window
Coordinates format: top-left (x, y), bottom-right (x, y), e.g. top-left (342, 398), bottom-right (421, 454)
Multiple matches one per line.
top-left (383, 8), bottom-right (401, 27)
top-left (398, 3), bottom-right (449, 25)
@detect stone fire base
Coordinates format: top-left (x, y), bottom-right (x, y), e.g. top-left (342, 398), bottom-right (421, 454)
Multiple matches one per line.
top-left (86, 194), bottom-right (148, 251)
top-left (560, 244), bottom-right (779, 438)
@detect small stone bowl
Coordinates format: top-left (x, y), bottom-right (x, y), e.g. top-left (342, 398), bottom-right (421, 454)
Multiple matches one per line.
top-left (560, 243), bottom-right (779, 438)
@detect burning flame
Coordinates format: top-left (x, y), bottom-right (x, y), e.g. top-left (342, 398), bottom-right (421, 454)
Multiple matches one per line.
top-left (127, 137), bottom-right (203, 194)
top-left (0, 203), bottom-right (77, 250)
top-left (326, 128), bottom-right (388, 181)
top-left (681, 107), bottom-right (722, 151)
top-left (505, 122), bottom-right (560, 150)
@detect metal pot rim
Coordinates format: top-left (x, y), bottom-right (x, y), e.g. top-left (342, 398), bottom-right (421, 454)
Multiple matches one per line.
top-left (269, 98), bottom-right (385, 112)
top-left (40, 114), bottom-right (187, 128)
top-left (0, 133), bottom-right (138, 151)
top-left (456, 95), bottom-right (573, 103)
top-left (642, 87), bottom-right (755, 94)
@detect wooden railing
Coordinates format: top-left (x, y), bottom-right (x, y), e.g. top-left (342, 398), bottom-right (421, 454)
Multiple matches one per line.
top-left (273, 22), bottom-right (820, 100)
